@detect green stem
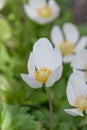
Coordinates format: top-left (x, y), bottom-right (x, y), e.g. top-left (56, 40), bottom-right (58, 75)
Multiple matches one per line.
top-left (78, 116), bottom-right (87, 128)
top-left (44, 86), bottom-right (53, 130)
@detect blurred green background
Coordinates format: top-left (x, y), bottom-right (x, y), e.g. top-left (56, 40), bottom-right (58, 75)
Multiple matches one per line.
top-left (0, 0), bottom-right (87, 130)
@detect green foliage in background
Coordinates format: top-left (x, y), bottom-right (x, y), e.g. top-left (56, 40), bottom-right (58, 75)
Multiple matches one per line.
top-left (0, 103), bottom-right (41, 130)
top-left (0, 0), bottom-right (87, 130)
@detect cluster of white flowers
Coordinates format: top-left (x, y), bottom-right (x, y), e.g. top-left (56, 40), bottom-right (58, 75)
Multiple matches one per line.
top-left (64, 49), bottom-right (87, 116)
top-left (21, 0), bottom-right (87, 117)
top-left (21, 38), bottom-right (87, 117)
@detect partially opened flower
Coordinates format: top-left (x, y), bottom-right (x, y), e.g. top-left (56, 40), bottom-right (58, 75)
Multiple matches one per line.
top-left (0, 0), bottom-right (6, 10)
top-left (64, 72), bottom-right (87, 116)
top-left (51, 23), bottom-right (87, 63)
top-left (24, 0), bottom-right (60, 25)
top-left (71, 49), bottom-right (87, 81)
top-left (21, 38), bottom-right (63, 88)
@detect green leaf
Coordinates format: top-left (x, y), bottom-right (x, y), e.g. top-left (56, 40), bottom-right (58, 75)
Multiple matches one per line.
top-left (0, 103), bottom-right (41, 130)
top-left (59, 122), bottom-right (70, 130)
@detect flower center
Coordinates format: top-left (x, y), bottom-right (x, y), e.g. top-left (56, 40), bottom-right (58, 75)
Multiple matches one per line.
top-left (75, 95), bottom-right (87, 111)
top-left (85, 66), bottom-right (87, 75)
top-left (59, 41), bottom-right (75, 56)
top-left (35, 67), bottom-right (51, 83)
top-left (38, 6), bottom-right (52, 18)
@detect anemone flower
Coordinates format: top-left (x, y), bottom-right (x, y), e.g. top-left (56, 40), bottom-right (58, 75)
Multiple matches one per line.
top-left (71, 49), bottom-right (87, 81)
top-left (64, 72), bottom-right (87, 116)
top-left (24, 0), bottom-right (60, 25)
top-left (21, 38), bottom-right (63, 88)
top-left (0, 0), bottom-right (6, 10)
top-left (51, 23), bottom-right (87, 63)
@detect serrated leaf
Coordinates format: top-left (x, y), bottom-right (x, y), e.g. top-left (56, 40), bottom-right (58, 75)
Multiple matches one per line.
top-left (0, 103), bottom-right (41, 130)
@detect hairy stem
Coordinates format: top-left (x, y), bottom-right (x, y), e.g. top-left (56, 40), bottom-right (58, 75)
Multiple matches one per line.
top-left (44, 86), bottom-right (53, 130)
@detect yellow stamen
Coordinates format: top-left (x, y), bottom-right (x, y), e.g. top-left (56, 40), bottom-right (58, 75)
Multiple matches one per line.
top-left (38, 6), bottom-right (52, 18)
top-left (59, 41), bottom-right (75, 56)
top-left (35, 67), bottom-right (51, 83)
top-left (75, 95), bottom-right (87, 111)
top-left (85, 66), bottom-right (87, 75)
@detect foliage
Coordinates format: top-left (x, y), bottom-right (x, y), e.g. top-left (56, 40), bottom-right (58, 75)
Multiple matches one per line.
top-left (0, 103), bottom-right (41, 130)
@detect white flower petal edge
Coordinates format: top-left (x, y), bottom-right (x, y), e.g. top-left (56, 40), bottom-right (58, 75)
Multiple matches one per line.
top-left (24, 5), bottom-right (51, 25)
top-left (73, 69), bottom-right (87, 82)
top-left (75, 37), bottom-right (87, 52)
top-left (63, 23), bottom-right (79, 44)
top-left (63, 55), bottom-right (74, 63)
top-left (33, 38), bottom-right (53, 69)
top-left (24, 4), bottom-right (38, 20)
top-left (71, 49), bottom-right (87, 70)
top-left (46, 65), bottom-right (63, 87)
top-left (29, 0), bottom-right (47, 9)
top-left (0, 0), bottom-right (6, 10)
top-left (66, 82), bottom-right (76, 106)
top-left (67, 72), bottom-right (87, 99)
top-left (32, 18), bottom-right (51, 25)
top-left (51, 25), bottom-right (64, 47)
top-left (48, 0), bottom-right (60, 14)
top-left (65, 72), bottom-right (87, 116)
top-left (21, 74), bottom-right (42, 88)
top-left (50, 48), bottom-right (62, 70)
top-left (64, 109), bottom-right (83, 116)
top-left (27, 52), bottom-right (35, 77)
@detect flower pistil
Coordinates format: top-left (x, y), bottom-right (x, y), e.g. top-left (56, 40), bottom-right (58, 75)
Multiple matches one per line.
top-left (59, 41), bottom-right (75, 56)
top-left (35, 67), bottom-right (51, 83)
top-left (38, 6), bottom-right (52, 18)
top-left (75, 95), bottom-right (87, 111)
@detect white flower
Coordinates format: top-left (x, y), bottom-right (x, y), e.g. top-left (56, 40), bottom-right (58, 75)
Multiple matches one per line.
top-left (24, 0), bottom-right (60, 25)
top-left (51, 23), bottom-right (87, 63)
top-left (0, 0), bottom-right (6, 10)
top-left (64, 72), bottom-right (87, 116)
top-left (71, 49), bottom-right (87, 81)
top-left (21, 38), bottom-right (63, 88)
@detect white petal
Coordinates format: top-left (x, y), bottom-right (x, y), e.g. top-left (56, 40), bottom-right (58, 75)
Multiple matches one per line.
top-left (51, 25), bottom-right (64, 47)
top-left (42, 0), bottom-right (60, 24)
top-left (29, 0), bottom-right (46, 9)
top-left (64, 109), bottom-right (83, 116)
top-left (24, 4), bottom-right (47, 25)
top-left (75, 37), bottom-right (87, 52)
top-left (30, 17), bottom-right (50, 25)
top-left (63, 55), bottom-right (74, 63)
top-left (46, 65), bottom-right (63, 87)
top-left (40, 12), bottom-right (60, 25)
top-left (49, 48), bottom-right (62, 70)
top-left (63, 23), bottom-right (79, 44)
top-left (33, 38), bottom-right (53, 69)
top-left (27, 52), bottom-right (35, 77)
top-left (33, 14), bottom-right (60, 25)
top-left (66, 82), bottom-right (76, 106)
top-left (21, 74), bottom-right (42, 88)
top-left (71, 49), bottom-right (87, 70)
top-left (24, 4), bottom-right (38, 20)
top-left (67, 72), bottom-right (87, 98)
top-left (0, 0), bottom-right (6, 10)
top-left (73, 69), bottom-right (87, 82)
top-left (48, 0), bottom-right (60, 14)
top-left (48, 12), bottom-right (59, 22)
